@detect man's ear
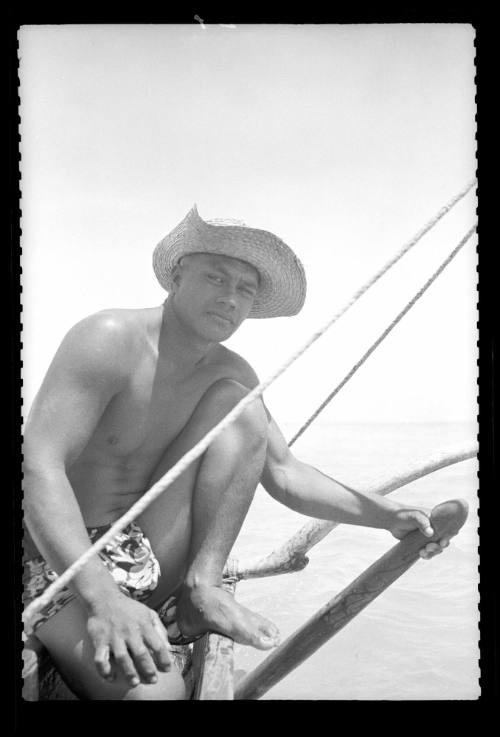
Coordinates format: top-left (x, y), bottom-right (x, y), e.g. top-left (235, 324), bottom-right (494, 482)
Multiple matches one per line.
top-left (171, 262), bottom-right (183, 288)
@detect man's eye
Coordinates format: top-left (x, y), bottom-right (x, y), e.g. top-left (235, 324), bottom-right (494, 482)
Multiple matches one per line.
top-left (207, 275), bottom-right (223, 284)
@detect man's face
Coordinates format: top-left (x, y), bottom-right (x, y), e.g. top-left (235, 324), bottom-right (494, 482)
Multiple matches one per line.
top-left (171, 252), bottom-right (260, 341)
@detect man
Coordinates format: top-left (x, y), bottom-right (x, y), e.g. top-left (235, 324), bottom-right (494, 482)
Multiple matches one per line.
top-left (23, 205), bottom-right (451, 700)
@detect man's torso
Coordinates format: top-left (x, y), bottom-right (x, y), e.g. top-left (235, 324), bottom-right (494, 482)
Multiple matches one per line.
top-left (48, 306), bottom-right (255, 528)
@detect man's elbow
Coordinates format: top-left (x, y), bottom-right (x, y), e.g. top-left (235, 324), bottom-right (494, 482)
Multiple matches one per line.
top-left (22, 453), bottom-right (67, 483)
top-left (22, 459), bottom-right (68, 525)
top-left (262, 461), bottom-right (300, 509)
top-left (264, 456), bottom-right (316, 515)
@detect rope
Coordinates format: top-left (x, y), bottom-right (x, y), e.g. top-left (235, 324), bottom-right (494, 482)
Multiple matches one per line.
top-left (22, 181), bottom-right (476, 630)
top-left (288, 224), bottom-right (477, 448)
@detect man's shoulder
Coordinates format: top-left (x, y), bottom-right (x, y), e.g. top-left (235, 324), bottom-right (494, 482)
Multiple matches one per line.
top-left (69, 308), bottom-right (146, 345)
top-left (213, 345), bottom-right (260, 388)
top-left (60, 308), bottom-right (150, 373)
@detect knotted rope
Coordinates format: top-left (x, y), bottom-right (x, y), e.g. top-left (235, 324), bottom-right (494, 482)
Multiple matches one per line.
top-left (22, 180), bottom-right (476, 630)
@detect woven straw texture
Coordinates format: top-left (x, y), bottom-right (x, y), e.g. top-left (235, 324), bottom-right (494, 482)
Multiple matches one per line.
top-left (153, 205), bottom-right (307, 318)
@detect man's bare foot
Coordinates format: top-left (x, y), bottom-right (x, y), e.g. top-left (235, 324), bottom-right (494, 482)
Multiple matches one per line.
top-left (175, 584), bottom-right (280, 650)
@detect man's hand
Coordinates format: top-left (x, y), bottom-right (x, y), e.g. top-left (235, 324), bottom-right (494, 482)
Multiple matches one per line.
top-left (86, 591), bottom-right (173, 687)
top-left (388, 506), bottom-right (451, 559)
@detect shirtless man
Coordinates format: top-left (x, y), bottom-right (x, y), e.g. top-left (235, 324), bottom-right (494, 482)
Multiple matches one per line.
top-left (23, 205), bottom-right (451, 700)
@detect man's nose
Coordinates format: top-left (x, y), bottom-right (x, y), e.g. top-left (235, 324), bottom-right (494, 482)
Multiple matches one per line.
top-left (216, 287), bottom-right (237, 308)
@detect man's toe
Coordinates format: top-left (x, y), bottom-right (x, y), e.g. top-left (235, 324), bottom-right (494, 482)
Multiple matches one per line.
top-left (259, 621), bottom-right (279, 639)
top-left (255, 634), bottom-right (277, 650)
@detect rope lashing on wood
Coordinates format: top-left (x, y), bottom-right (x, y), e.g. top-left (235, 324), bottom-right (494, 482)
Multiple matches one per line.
top-left (22, 181), bottom-right (476, 632)
top-left (288, 223), bottom-right (477, 448)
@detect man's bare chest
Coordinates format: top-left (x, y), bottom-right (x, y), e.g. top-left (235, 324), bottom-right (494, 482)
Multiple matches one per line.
top-left (87, 359), bottom-right (233, 464)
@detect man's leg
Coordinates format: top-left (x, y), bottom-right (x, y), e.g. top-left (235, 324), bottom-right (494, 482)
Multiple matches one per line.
top-left (33, 599), bottom-right (186, 700)
top-left (139, 379), bottom-right (279, 650)
top-left (32, 379), bottom-right (274, 699)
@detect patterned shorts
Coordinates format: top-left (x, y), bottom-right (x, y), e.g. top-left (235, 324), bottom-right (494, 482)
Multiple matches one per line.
top-left (23, 522), bottom-right (161, 633)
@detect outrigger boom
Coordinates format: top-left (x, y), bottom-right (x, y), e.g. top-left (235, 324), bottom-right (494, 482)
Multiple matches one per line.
top-left (195, 449), bottom-right (474, 700)
top-left (23, 446), bottom-right (475, 700)
top-left (21, 183), bottom-right (477, 700)
top-left (234, 499), bottom-right (468, 700)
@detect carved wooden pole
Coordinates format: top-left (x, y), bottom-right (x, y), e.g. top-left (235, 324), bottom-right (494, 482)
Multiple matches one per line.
top-left (234, 499), bottom-right (468, 700)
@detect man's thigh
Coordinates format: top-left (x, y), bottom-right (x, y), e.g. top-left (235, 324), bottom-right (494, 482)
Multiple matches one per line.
top-left (137, 377), bottom-right (266, 603)
top-left (34, 598), bottom-right (186, 700)
top-left (137, 492), bottom-right (192, 608)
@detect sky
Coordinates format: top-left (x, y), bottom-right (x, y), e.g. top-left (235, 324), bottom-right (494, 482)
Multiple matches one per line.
top-left (19, 24), bottom-right (477, 427)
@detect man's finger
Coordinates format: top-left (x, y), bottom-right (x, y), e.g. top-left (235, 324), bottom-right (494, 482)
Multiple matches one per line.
top-left (145, 631), bottom-right (172, 672)
top-left (412, 511), bottom-right (434, 537)
top-left (148, 613), bottom-right (173, 671)
top-left (94, 643), bottom-right (114, 681)
top-left (113, 645), bottom-right (141, 687)
top-left (128, 638), bottom-right (159, 684)
top-left (150, 610), bottom-right (171, 644)
top-left (419, 542), bottom-right (443, 559)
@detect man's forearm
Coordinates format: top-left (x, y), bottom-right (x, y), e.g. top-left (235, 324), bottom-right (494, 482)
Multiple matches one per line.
top-left (272, 458), bottom-right (400, 529)
top-left (23, 466), bottom-right (120, 607)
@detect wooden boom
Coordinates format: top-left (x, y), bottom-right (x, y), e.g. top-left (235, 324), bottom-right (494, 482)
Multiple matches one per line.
top-left (234, 498), bottom-right (468, 700)
top-left (232, 446), bottom-right (476, 581)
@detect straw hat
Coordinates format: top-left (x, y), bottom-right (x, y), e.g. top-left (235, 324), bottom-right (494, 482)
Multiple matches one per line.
top-left (153, 205), bottom-right (307, 319)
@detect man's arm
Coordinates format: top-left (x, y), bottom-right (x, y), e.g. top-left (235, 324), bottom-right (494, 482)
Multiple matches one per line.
top-left (23, 313), bottom-right (172, 685)
top-left (261, 417), bottom-right (451, 557)
top-left (24, 315), bottom-right (130, 590)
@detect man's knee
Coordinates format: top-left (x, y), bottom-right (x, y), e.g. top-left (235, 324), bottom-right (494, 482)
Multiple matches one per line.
top-left (203, 378), bottom-right (251, 409)
top-left (34, 602), bottom-right (187, 701)
top-left (202, 379), bottom-right (268, 439)
top-left (122, 669), bottom-right (187, 701)
top-left (70, 664), bottom-right (187, 701)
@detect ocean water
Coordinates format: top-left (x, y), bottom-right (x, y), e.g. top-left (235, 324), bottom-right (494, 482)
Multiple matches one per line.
top-left (230, 421), bottom-right (479, 700)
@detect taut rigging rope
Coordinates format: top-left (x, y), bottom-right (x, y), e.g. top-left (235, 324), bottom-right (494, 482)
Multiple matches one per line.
top-left (288, 224), bottom-right (477, 447)
top-left (22, 181), bottom-right (476, 631)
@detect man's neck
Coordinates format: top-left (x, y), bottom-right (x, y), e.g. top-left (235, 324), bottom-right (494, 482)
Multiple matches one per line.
top-left (157, 301), bottom-right (217, 370)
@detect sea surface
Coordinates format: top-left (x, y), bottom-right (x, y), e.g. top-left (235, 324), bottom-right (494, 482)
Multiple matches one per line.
top-left (230, 421), bottom-right (479, 700)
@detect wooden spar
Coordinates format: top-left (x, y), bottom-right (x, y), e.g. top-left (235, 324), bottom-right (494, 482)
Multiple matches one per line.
top-left (234, 498), bottom-right (468, 701)
top-left (192, 630), bottom-right (235, 700)
top-left (22, 636), bottom-right (41, 701)
top-left (232, 445), bottom-right (477, 581)
top-left (191, 572), bottom-right (237, 700)
top-left (22, 452), bottom-right (475, 700)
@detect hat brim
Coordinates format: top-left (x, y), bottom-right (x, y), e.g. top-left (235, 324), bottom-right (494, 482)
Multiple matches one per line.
top-left (153, 206), bottom-right (306, 319)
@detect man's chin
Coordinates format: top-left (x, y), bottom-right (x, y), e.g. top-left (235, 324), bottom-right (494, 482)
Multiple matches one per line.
top-left (214, 325), bottom-right (237, 342)
top-left (205, 313), bottom-right (240, 338)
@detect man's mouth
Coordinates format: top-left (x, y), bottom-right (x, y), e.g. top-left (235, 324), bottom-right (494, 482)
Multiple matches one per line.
top-left (207, 312), bottom-right (234, 326)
